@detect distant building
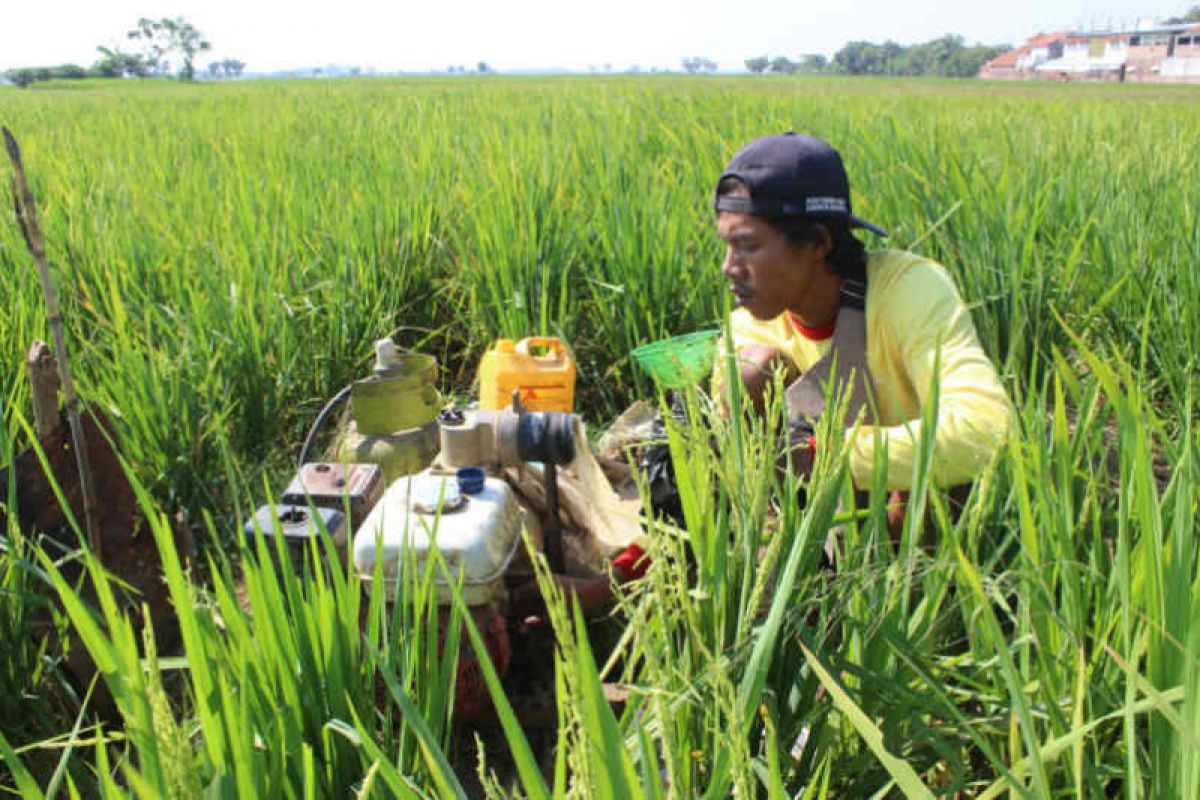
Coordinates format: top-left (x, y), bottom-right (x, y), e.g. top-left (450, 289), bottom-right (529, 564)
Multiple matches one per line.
top-left (979, 32), bottom-right (1068, 79)
top-left (981, 23), bottom-right (1200, 83)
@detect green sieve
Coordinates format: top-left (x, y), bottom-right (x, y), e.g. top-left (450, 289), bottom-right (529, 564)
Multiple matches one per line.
top-left (631, 330), bottom-right (720, 388)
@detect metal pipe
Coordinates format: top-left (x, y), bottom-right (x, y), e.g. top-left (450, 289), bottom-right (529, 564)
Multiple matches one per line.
top-left (543, 460), bottom-right (565, 574)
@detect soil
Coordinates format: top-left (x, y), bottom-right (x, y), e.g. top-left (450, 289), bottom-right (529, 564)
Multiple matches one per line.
top-left (0, 409), bottom-right (192, 717)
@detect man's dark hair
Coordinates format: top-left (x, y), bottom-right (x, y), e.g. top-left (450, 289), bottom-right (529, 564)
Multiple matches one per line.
top-left (716, 176), bottom-right (867, 282)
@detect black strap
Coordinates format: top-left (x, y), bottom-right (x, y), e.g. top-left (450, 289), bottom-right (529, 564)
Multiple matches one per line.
top-left (838, 276), bottom-right (867, 311)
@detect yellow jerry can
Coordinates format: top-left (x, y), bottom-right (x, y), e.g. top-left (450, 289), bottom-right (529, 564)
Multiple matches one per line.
top-left (478, 337), bottom-right (576, 412)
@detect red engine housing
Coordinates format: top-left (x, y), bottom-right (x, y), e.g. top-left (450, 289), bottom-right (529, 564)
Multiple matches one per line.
top-left (451, 605), bottom-right (512, 722)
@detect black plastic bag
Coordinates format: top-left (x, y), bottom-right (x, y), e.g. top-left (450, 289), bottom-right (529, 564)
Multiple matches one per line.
top-left (639, 392), bottom-right (689, 527)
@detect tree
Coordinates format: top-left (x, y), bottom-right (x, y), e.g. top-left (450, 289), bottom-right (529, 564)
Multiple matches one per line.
top-left (745, 56), bottom-right (769, 74)
top-left (833, 35), bottom-right (1007, 77)
top-left (5, 68), bottom-right (46, 88)
top-left (947, 44), bottom-right (1006, 77)
top-left (4, 64), bottom-right (88, 87)
top-left (6, 18), bottom-right (225, 87)
top-left (1165, 5), bottom-right (1200, 23)
top-left (92, 46), bottom-right (152, 78)
top-left (796, 54), bottom-right (828, 73)
top-left (833, 40), bottom-right (897, 75)
top-left (127, 16), bottom-right (211, 81)
top-left (682, 56), bottom-right (717, 74)
top-left (477, 61), bottom-right (493, 74)
top-left (747, 54), bottom-right (826, 75)
top-left (769, 56), bottom-right (798, 74)
top-left (205, 58), bottom-right (246, 80)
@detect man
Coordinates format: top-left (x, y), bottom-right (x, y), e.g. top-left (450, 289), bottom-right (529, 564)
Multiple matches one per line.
top-left (513, 133), bottom-right (1010, 617)
top-left (711, 132), bottom-right (1010, 494)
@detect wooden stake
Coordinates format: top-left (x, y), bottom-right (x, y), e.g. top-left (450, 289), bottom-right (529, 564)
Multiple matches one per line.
top-left (27, 340), bottom-right (60, 440)
top-left (4, 127), bottom-right (102, 559)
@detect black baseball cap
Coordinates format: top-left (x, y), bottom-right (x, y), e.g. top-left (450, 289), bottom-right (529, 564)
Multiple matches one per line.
top-left (714, 133), bottom-right (887, 237)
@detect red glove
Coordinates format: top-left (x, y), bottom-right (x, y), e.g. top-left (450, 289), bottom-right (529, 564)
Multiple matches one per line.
top-left (612, 543), bottom-right (650, 581)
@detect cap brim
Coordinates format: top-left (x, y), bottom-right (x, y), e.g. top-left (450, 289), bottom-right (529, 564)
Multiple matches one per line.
top-left (850, 215), bottom-right (888, 238)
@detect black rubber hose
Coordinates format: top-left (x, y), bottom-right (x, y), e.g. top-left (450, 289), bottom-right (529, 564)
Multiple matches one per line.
top-left (516, 411), bottom-right (577, 465)
top-left (297, 384), bottom-right (354, 472)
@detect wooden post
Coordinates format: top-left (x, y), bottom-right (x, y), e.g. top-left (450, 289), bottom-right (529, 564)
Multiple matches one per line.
top-left (27, 340), bottom-right (60, 439)
top-left (7, 127), bottom-right (102, 558)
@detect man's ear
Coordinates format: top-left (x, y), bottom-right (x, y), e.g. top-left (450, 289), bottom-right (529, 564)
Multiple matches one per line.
top-left (814, 224), bottom-right (834, 259)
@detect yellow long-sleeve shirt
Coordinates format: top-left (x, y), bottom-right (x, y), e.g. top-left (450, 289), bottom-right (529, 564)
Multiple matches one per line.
top-left (713, 249), bottom-right (1011, 490)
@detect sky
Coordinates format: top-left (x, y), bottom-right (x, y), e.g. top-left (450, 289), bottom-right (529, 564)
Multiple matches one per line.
top-left (0, 0), bottom-right (1193, 74)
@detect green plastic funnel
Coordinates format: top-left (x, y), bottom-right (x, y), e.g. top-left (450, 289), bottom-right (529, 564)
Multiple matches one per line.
top-left (631, 330), bottom-right (720, 388)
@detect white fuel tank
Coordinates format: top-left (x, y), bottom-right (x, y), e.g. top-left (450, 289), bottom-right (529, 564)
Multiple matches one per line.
top-left (352, 471), bottom-right (525, 605)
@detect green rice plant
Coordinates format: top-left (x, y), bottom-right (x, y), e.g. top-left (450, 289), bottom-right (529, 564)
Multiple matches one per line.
top-left (2, 76), bottom-right (1200, 795)
top-left (4, 77), bottom-right (1198, 508)
top-left (0, 452), bottom-right (472, 796)
top-left (0, 407), bottom-right (98, 792)
top-left (4, 337), bottom-right (1199, 797)
top-left (0, 421), bottom-right (51, 783)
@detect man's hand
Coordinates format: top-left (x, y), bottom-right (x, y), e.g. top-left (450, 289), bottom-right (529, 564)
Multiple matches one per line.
top-left (886, 490), bottom-right (907, 541)
top-left (783, 419), bottom-right (817, 478)
top-left (737, 345), bottom-right (795, 414)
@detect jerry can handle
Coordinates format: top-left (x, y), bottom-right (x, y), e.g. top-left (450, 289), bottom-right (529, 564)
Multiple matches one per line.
top-left (516, 337), bottom-right (569, 361)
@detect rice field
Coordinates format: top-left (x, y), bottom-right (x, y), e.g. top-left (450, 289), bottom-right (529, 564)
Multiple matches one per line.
top-left (1, 75), bottom-right (1199, 796)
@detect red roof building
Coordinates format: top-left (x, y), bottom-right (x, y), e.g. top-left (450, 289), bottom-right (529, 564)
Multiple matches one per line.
top-left (979, 32), bottom-right (1068, 79)
top-left (981, 23), bottom-right (1200, 83)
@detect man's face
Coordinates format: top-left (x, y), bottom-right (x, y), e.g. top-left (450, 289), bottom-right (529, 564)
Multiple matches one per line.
top-left (716, 209), bottom-right (823, 321)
